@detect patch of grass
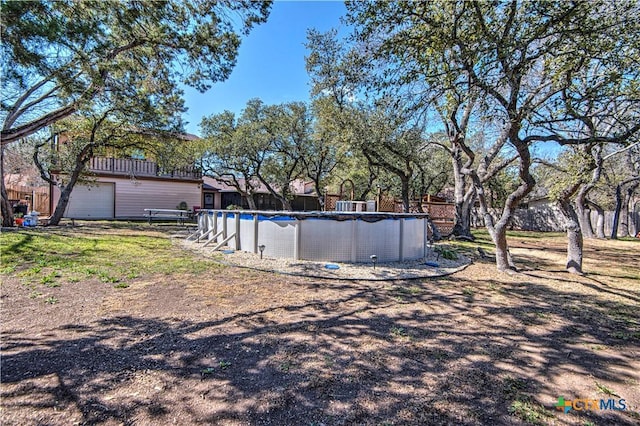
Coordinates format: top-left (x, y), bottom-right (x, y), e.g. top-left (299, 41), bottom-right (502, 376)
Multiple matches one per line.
top-left (218, 360), bottom-right (231, 370)
top-left (508, 399), bottom-right (553, 425)
top-left (502, 376), bottom-right (529, 399)
top-left (113, 282), bottom-right (130, 289)
top-left (390, 326), bottom-right (408, 338)
top-left (587, 344), bottom-right (605, 351)
top-left (595, 381), bottom-right (619, 397)
top-left (44, 296), bottom-right (58, 304)
top-left (0, 265), bottom-right (16, 274)
top-left (279, 361), bottom-right (293, 372)
top-left (40, 272), bottom-right (61, 286)
top-left (200, 367), bottom-right (215, 379)
top-left (502, 376), bottom-right (553, 425)
top-left (98, 271), bottom-right (119, 283)
top-left (0, 228), bottom-right (224, 291)
top-left (29, 291), bottom-right (42, 299)
top-left (611, 331), bottom-right (640, 340)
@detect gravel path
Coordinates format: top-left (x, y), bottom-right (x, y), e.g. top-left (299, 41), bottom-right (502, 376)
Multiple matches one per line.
top-left (180, 239), bottom-right (471, 280)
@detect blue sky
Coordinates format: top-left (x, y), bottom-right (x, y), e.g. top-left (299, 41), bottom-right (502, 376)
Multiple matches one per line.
top-left (182, 1), bottom-right (347, 135)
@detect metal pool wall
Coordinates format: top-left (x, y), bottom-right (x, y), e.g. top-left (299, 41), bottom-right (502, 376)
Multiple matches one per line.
top-left (196, 210), bottom-right (430, 263)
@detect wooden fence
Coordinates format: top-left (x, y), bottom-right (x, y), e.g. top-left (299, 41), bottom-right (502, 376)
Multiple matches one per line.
top-left (6, 185), bottom-right (51, 216)
top-left (324, 194), bottom-right (456, 235)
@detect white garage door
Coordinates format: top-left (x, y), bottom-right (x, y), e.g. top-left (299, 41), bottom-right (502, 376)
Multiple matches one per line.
top-left (65, 183), bottom-right (115, 219)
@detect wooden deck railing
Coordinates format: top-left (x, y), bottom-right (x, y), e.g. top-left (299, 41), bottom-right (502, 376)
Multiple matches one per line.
top-left (88, 157), bottom-right (201, 180)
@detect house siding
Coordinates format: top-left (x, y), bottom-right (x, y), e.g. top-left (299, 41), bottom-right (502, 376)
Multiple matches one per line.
top-left (51, 176), bottom-right (201, 219)
top-left (115, 178), bottom-right (201, 217)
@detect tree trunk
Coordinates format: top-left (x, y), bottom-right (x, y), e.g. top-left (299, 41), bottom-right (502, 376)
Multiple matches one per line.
top-left (49, 183), bottom-right (73, 225)
top-left (312, 177), bottom-right (324, 210)
top-left (557, 199), bottom-right (584, 274)
top-left (245, 193), bottom-right (257, 210)
top-left (280, 197), bottom-right (292, 211)
top-left (611, 184), bottom-right (623, 239)
top-left (589, 201), bottom-right (605, 239)
top-left (620, 184), bottom-right (637, 237)
top-left (451, 150), bottom-right (466, 235)
top-left (427, 217), bottom-right (442, 241)
top-left (575, 187), bottom-right (595, 238)
top-left (401, 177), bottom-right (410, 213)
top-left (453, 186), bottom-right (476, 238)
top-left (1, 144), bottom-right (14, 227)
top-left (473, 174), bottom-right (517, 271)
top-left (479, 137), bottom-right (534, 272)
top-left (48, 148), bottom-right (91, 225)
top-left (492, 223), bottom-right (513, 271)
top-left (270, 190), bottom-right (292, 211)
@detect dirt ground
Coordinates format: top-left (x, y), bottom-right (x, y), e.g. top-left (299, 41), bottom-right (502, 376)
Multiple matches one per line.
top-left (1, 225), bottom-right (639, 425)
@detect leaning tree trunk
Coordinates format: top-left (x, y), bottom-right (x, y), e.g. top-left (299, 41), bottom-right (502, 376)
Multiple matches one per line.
top-left (48, 147), bottom-right (91, 225)
top-left (48, 169), bottom-right (86, 225)
top-left (1, 145), bottom-right (14, 227)
top-left (270, 192), bottom-right (292, 211)
top-left (49, 182), bottom-right (74, 225)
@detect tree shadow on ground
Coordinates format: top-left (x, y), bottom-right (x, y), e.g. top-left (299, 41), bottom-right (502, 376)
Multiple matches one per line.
top-left (2, 272), bottom-right (639, 425)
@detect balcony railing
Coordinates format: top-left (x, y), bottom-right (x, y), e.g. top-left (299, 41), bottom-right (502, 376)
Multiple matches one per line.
top-left (88, 157), bottom-right (202, 180)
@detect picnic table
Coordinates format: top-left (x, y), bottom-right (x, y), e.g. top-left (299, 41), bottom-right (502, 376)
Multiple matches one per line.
top-left (143, 208), bottom-right (193, 225)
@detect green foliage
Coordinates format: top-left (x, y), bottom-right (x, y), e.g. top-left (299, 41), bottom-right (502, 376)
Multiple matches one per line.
top-left (1, 0), bottom-right (272, 143)
top-left (434, 245), bottom-right (458, 260)
top-left (201, 98), bottom-right (337, 210)
top-left (345, 0), bottom-right (640, 270)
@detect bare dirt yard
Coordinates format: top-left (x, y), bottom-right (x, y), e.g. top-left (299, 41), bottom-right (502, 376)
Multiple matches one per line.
top-left (1, 223), bottom-right (639, 425)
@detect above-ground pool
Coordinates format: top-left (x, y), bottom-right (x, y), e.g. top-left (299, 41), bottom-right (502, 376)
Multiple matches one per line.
top-left (196, 210), bottom-right (431, 263)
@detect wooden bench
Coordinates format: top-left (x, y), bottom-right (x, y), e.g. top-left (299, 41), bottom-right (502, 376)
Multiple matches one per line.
top-left (143, 209), bottom-right (192, 225)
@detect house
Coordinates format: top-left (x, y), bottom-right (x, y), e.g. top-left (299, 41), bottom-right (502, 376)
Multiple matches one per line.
top-left (202, 177), bottom-right (321, 211)
top-left (50, 156), bottom-right (203, 219)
